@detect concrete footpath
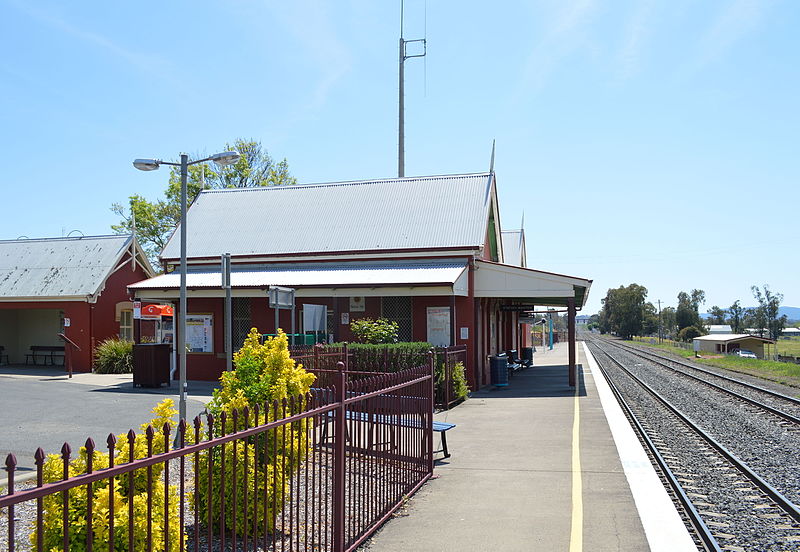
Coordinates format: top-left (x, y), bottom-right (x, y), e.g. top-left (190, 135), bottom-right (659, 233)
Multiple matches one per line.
top-left (0, 366), bottom-right (217, 479)
top-left (362, 342), bottom-right (692, 552)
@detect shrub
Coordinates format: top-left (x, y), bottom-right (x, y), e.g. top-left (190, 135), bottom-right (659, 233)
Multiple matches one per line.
top-left (326, 342), bottom-right (432, 372)
top-left (678, 325), bottom-right (705, 342)
top-left (94, 338), bottom-right (133, 374)
top-left (350, 317), bottom-right (399, 344)
top-left (197, 328), bottom-right (316, 536)
top-left (436, 360), bottom-right (470, 403)
top-left (31, 399), bottom-right (182, 551)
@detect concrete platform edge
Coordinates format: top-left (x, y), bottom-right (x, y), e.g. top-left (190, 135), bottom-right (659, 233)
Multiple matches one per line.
top-left (582, 342), bottom-right (696, 552)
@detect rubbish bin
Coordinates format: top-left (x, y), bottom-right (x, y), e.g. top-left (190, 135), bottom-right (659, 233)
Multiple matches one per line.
top-left (133, 343), bottom-right (171, 387)
top-left (521, 347), bottom-right (534, 367)
top-left (490, 354), bottom-right (509, 387)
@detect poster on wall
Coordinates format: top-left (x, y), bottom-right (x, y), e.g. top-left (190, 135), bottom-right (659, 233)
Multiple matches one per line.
top-left (349, 296), bottom-right (366, 312)
top-left (186, 314), bottom-right (213, 353)
top-left (427, 307), bottom-right (451, 347)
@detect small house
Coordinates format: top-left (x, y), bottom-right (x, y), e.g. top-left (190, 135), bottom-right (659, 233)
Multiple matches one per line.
top-left (692, 334), bottom-right (775, 358)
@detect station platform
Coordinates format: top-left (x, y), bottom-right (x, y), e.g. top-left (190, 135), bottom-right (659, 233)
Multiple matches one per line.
top-left (363, 341), bottom-right (696, 552)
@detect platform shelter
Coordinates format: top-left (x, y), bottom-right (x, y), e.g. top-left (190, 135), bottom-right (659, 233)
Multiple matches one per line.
top-left (129, 172), bottom-right (591, 387)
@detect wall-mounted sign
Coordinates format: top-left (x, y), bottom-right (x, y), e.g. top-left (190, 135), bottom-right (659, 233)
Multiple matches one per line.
top-left (186, 314), bottom-right (213, 353)
top-left (427, 307), bottom-right (451, 347)
top-left (63, 318), bottom-right (71, 327)
top-left (499, 305), bottom-right (537, 312)
top-left (460, 327), bottom-right (468, 340)
top-left (133, 301), bottom-right (142, 319)
top-left (349, 296), bottom-right (365, 312)
top-left (341, 312), bottom-right (350, 325)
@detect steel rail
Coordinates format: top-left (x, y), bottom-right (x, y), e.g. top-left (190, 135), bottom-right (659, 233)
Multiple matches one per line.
top-left (593, 344), bottom-right (800, 524)
top-left (595, 353), bottom-right (722, 552)
top-left (597, 339), bottom-right (800, 425)
top-left (610, 338), bottom-right (800, 406)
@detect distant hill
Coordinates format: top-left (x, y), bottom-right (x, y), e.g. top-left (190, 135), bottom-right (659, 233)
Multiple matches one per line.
top-left (701, 306), bottom-right (800, 322)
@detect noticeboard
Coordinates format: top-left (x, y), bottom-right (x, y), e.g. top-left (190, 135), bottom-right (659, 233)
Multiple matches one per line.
top-left (186, 314), bottom-right (213, 353)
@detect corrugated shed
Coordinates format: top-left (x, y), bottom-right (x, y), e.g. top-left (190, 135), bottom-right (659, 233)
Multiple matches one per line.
top-left (160, 173), bottom-right (493, 260)
top-left (130, 260), bottom-right (468, 290)
top-left (0, 235), bottom-right (132, 299)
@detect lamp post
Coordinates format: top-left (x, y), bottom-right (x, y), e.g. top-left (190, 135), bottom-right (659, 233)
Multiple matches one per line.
top-left (133, 150), bottom-right (240, 422)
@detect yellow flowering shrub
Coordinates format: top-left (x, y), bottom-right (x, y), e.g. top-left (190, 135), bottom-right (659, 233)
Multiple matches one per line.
top-left (196, 329), bottom-right (315, 536)
top-left (31, 399), bottom-right (182, 551)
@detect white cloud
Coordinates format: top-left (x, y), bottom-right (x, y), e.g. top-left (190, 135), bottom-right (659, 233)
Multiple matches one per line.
top-left (11, 2), bottom-right (171, 76)
top-left (508, 0), bottom-right (598, 103)
top-left (616, 0), bottom-right (658, 81)
top-left (693, 0), bottom-right (775, 70)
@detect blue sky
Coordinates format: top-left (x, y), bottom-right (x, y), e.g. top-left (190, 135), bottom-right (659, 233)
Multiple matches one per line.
top-left (1, 0), bottom-right (797, 314)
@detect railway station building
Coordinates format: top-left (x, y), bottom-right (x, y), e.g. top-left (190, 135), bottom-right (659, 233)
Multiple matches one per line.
top-left (129, 172), bottom-right (592, 388)
top-left (0, 234), bottom-right (154, 372)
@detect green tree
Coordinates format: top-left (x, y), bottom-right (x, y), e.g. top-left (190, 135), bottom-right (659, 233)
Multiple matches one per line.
top-left (600, 284), bottom-right (649, 340)
top-left (751, 284), bottom-right (787, 340)
top-left (112, 139), bottom-right (296, 268)
top-left (706, 305), bottom-right (727, 325)
top-left (727, 300), bottom-right (745, 333)
top-left (676, 289), bottom-right (705, 331)
top-left (660, 307), bottom-right (677, 339)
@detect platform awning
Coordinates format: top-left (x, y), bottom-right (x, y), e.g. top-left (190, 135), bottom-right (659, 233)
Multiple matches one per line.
top-left (473, 260), bottom-right (592, 309)
top-left (129, 260), bottom-right (469, 299)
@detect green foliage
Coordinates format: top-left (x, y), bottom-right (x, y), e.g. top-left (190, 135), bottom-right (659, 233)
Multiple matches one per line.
top-left (32, 400), bottom-right (181, 551)
top-left (751, 284), bottom-right (788, 340)
top-left (599, 283), bottom-right (650, 339)
top-left (436, 360), bottom-right (470, 403)
top-left (676, 289), bottom-right (705, 331)
top-left (728, 300), bottom-right (745, 333)
top-left (677, 325), bottom-right (705, 342)
top-left (706, 305), bottom-right (727, 325)
top-left (331, 342), bottom-right (432, 372)
top-left (199, 329), bottom-right (315, 536)
top-left (112, 139), bottom-right (296, 267)
top-left (349, 317), bottom-right (400, 344)
top-left (94, 338), bottom-right (133, 374)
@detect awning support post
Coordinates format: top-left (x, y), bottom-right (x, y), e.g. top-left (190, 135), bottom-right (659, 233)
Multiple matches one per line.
top-left (568, 297), bottom-right (576, 387)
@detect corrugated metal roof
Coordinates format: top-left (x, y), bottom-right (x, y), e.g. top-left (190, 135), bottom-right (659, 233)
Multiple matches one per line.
top-left (160, 173), bottom-right (493, 260)
top-left (130, 260), bottom-right (468, 290)
top-left (694, 334), bottom-right (775, 343)
top-left (0, 235), bottom-right (133, 299)
top-left (501, 230), bottom-right (524, 266)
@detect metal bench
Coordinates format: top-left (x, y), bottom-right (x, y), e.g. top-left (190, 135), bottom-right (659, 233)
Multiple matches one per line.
top-left (322, 409), bottom-right (456, 458)
top-left (25, 346), bottom-right (65, 366)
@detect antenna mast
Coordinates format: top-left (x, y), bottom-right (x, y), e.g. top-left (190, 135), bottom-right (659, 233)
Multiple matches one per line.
top-left (398, 0), bottom-right (426, 178)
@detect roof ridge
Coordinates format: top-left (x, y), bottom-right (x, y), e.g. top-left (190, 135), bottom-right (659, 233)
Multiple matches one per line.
top-left (198, 172), bottom-right (492, 195)
top-left (0, 234), bottom-right (126, 244)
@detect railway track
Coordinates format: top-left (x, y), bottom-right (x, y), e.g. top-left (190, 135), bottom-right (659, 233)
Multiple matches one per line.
top-left (586, 336), bottom-right (800, 551)
top-left (602, 338), bottom-right (800, 425)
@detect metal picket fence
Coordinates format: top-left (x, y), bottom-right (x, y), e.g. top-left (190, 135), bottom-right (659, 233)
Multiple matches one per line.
top-left (0, 361), bottom-right (434, 552)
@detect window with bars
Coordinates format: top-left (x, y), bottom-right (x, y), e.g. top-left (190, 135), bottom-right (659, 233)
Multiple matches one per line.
top-left (381, 296), bottom-right (413, 342)
top-left (232, 297), bottom-right (252, 350)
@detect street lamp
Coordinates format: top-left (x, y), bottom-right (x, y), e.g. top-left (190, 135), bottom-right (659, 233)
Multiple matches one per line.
top-left (133, 150), bottom-right (240, 422)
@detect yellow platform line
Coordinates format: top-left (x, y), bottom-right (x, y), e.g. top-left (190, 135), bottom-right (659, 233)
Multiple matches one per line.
top-left (570, 375), bottom-right (583, 552)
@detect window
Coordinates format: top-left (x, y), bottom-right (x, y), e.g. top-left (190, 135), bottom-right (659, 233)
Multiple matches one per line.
top-left (120, 310), bottom-right (133, 341)
top-left (232, 297), bottom-right (252, 351)
top-left (382, 297), bottom-right (413, 341)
